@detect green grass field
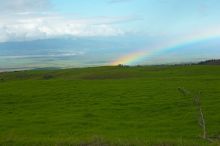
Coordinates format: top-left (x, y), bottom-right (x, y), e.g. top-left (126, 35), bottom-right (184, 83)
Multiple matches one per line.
top-left (0, 65), bottom-right (220, 146)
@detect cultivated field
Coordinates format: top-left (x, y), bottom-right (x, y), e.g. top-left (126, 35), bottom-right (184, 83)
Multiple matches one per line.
top-left (0, 65), bottom-right (220, 146)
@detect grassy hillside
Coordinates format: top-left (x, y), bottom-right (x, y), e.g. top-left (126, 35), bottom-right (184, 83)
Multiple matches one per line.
top-left (0, 65), bottom-right (220, 146)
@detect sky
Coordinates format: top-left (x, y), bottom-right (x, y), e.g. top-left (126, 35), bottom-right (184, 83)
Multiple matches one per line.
top-left (0, 0), bottom-right (220, 70)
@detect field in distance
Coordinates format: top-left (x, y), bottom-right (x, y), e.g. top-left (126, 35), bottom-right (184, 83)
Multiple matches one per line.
top-left (0, 65), bottom-right (220, 146)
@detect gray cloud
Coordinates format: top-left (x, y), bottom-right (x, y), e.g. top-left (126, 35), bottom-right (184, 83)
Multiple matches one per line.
top-left (0, 0), bottom-right (138, 42)
top-left (0, 0), bottom-right (51, 13)
top-left (0, 14), bottom-right (127, 42)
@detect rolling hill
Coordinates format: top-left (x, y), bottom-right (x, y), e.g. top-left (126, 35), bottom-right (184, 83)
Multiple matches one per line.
top-left (0, 65), bottom-right (220, 146)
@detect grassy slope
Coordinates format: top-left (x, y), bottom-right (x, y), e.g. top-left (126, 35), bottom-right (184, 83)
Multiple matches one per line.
top-left (0, 65), bottom-right (220, 146)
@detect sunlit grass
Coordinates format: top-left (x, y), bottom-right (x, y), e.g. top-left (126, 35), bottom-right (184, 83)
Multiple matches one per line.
top-left (0, 65), bottom-right (220, 145)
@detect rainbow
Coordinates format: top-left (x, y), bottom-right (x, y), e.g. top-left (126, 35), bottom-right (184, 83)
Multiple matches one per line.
top-left (112, 28), bottom-right (220, 65)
